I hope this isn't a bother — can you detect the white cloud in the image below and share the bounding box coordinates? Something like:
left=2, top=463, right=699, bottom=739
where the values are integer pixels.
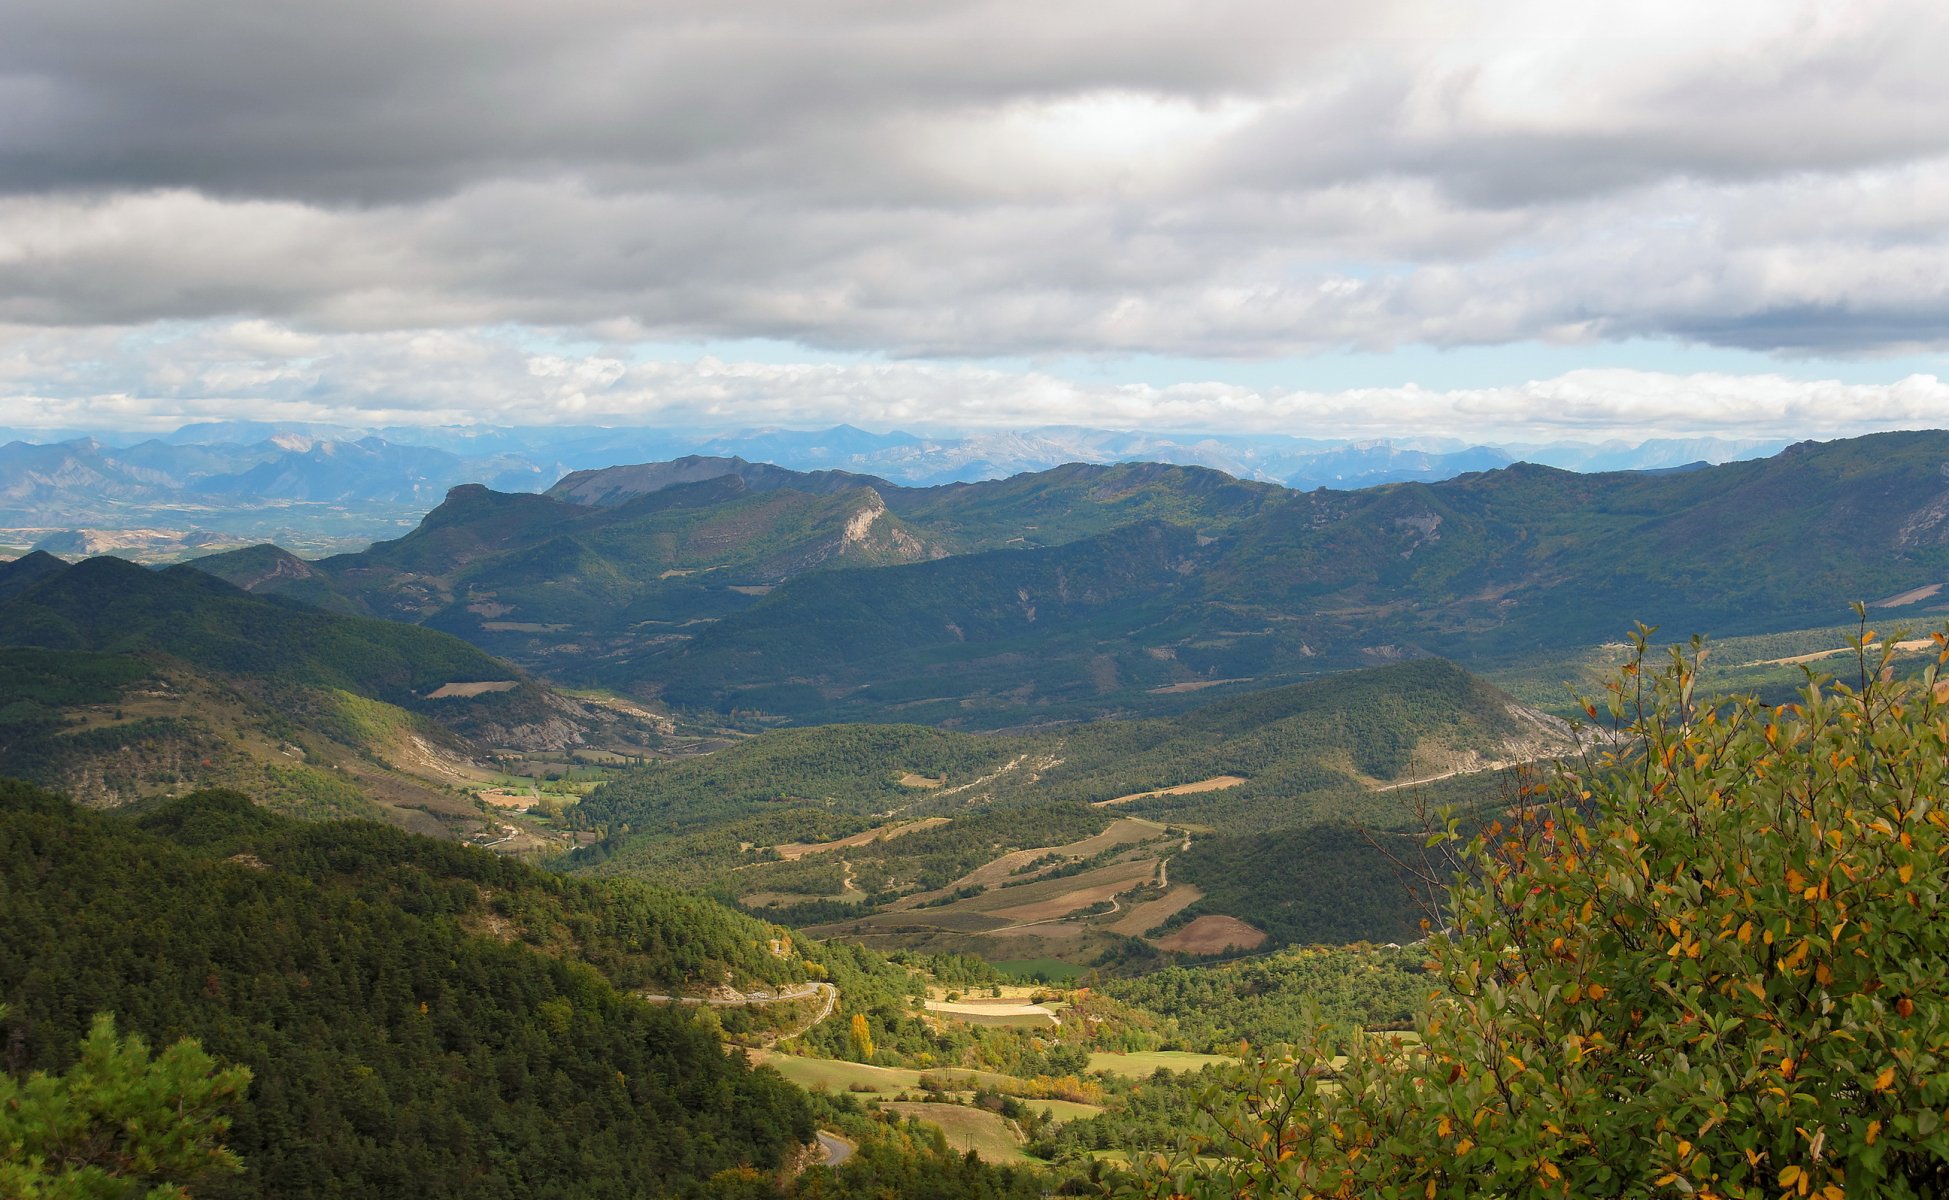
left=0, top=322, right=1943, bottom=442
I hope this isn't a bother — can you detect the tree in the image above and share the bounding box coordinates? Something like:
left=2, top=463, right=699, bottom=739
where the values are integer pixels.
left=1126, top=629, right=1949, bottom=1199
left=849, top=1013, right=876, bottom=1063
left=0, top=1009, right=251, bottom=1199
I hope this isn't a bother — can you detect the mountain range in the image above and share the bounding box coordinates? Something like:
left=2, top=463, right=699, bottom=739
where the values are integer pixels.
left=0, top=421, right=1788, bottom=562
left=184, top=430, right=1949, bottom=727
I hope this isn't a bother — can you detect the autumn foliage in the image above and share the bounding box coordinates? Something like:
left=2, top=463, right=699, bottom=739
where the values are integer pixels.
left=1127, top=627, right=1949, bottom=1199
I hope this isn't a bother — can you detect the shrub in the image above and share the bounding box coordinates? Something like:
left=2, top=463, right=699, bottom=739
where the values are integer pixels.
left=1127, top=627, right=1949, bottom=1199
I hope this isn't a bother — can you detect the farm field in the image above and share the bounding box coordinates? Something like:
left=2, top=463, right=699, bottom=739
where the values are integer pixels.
left=923, top=999, right=1059, bottom=1027
left=1087, top=1051, right=1238, bottom=1077
left=773, top=816, right=950, bottom=860
left=751, top=1052, right=1022, bottom=1098
left=881, top=1102, right=1029, bottom=1163
left=1025, top=1099, right=1104, bottom=1124
left=1153, top=914, right=1268, bottom=954
left=991, top=957, right=1086, bottom=981
left=1095, top=775, right=1245, bottom=807
left=576, top=656, right=1566, bottom=957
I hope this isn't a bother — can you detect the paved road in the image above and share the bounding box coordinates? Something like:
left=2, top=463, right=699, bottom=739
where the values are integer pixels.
left=814, top=1131, right=855, bottom=1168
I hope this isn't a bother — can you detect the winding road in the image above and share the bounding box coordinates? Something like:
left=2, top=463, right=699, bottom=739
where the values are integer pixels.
left=814, top=1131, right=856, bottom=1167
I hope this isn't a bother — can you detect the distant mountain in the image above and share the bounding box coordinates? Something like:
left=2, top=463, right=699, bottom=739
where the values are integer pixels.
left=2, top=422, right=1797, bottom=564
left=0, top=555, right=661, bottom=827
left=546, top=454, right=889, bottom=506
left=192, top=435, right=550, bottom=503
left=0, top=433, right=559, bottom=558
left=1508, top=435, right=1793, bottom=472
left=612, top=431, right=1949, bottom=724
left=180, top=432, right=1949, bottom=726
left=192, top=461, right=1276, bottom=672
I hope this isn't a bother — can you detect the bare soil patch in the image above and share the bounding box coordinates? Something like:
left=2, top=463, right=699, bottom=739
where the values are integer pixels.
left=924, top=1000, right=1059, bottom=1025
left=774, top=817, right=950, bottom=860
left=940, top=819, right=1162, bottom=892
left=478, top=788, right=537, bottom=809
left=426, top=680, right=521, bottom=699
left=1097, top=776, right=1246, bottom=807
left=1757, top=637, right=1935, bottom=667
left=1146, top=678, right=1253, bottom=694
left=1107, top=884, right=1204, bottom=936
left=1152, top=915, right=1267, bottom=954
left=980, top=859, right=1157, bottom=925
left=897, top=772, right=945, bottom=788
left=1875, top=584, right=1943, bottom=607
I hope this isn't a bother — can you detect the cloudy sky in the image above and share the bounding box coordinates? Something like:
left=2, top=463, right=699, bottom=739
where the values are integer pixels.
left=3, top=0, right=1947, bottom=440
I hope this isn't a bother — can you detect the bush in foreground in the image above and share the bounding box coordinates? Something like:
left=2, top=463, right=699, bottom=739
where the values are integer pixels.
left=1127, top=629, right=1949, bottom=1199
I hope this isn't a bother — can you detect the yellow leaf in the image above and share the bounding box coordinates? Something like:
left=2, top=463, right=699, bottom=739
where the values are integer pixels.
left=1900, top=864, right=1914, bottom=884
left=1779, top=1166, right=1802, bottom=1187
left=1456, top=1138, right=1473, bottom=1155
left=1541, top=1160, right=1561, bottom=1180
left=1587, top=983, right=1608, bottom=1001
left=1867, top=1120, right=1881, bottom=1145
left=1875, top=1066, right=1896, bottom=1091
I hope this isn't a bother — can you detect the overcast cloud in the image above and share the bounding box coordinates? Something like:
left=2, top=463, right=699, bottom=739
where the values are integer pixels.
left=2, top=0, right=1947, bottom=433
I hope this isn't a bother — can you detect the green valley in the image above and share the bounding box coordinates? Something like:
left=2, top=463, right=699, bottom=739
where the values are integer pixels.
left=566, top=657, right=1569, bottom=959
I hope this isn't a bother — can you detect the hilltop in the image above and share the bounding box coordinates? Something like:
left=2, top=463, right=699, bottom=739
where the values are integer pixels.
left=0, top=555, right=662, bottom=837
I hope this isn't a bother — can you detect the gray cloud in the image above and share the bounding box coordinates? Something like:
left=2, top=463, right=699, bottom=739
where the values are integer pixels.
left=1, top=0, right=1947, bottom=360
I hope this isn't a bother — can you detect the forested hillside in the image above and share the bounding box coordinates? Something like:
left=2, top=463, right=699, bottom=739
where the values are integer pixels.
left=0, top=782, right=814, bottom=1198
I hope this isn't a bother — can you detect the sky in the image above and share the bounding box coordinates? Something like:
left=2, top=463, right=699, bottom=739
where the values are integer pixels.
left=3, top=0, right=1948, bottom=442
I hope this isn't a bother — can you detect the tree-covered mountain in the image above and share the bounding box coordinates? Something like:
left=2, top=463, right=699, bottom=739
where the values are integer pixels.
left=0, top=556, right=660, bottom=830
left=174, top=431, right=1949, bottom=729
left=619, top=431, right=1949, bottom=723
left=190, top=460, right=1274, bottom=674
left=0, top=781, right=817, bottom=1198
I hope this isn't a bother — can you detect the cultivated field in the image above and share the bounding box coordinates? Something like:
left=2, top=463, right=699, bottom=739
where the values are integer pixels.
left=924, top=999, right=1059, bottom=1027
left=424, top=680, right=520, bottom=699
left=1087, top=1051, right=1238, bottom=1078
left=881, top=1103, right=1028, bottom=1163
left=1095, top=776, right=1246, bottom=807
left=1153, top=915, right=1267, bottom=954
left=773, top=817, right=950, bottom=860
